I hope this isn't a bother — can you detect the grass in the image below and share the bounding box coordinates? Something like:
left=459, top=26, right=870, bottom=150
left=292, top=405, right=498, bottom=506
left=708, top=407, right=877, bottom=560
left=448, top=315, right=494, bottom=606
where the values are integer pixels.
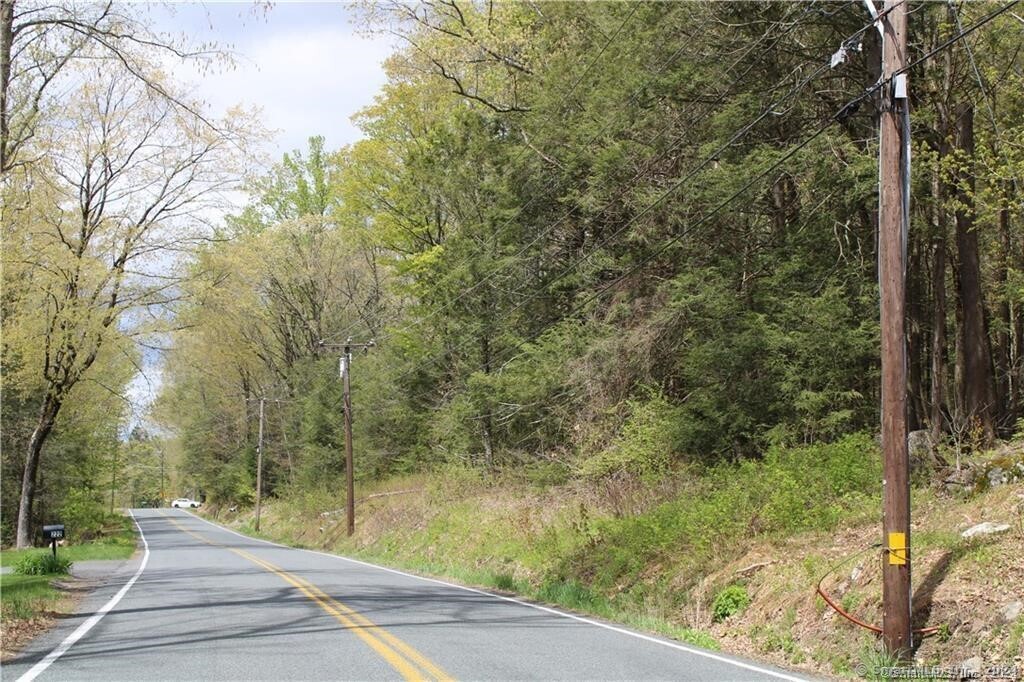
left=0, top=514, right=136, bottom=628
left=0, top=574, right=65, bottom=620
left=0, top=515, right=136, bottom=568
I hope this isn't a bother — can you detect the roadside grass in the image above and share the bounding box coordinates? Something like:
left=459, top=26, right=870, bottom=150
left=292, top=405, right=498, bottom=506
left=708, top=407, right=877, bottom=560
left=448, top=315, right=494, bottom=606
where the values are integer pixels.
left=208, top=436, right=884, bottom=659
left=0, top=574, right=65, bottom=620
left=0, top=514, right=136, bottom=568
left=205, top=435, right=1024, bottom=678
left=0, top=512, right=137, bottom=642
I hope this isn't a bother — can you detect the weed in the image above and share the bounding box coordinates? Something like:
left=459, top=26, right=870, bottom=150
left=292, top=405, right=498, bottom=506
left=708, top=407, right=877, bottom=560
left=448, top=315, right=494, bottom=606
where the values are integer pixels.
left=14, top=551, right=72, bottom=576
left=841, top=591, right=862, bottom=613
left=1007, top=619, right=1024, bottom=658
left=488, top=572, right=521, bottom=592
left=858, top=644, right=903, bottom=681
left=712, top=584, right=751, bottom=622
left=536, top=579, right=609, bottom=616
left=0, top=574, right=63, bottom=621
left=674, top=628, right=720, bottom=651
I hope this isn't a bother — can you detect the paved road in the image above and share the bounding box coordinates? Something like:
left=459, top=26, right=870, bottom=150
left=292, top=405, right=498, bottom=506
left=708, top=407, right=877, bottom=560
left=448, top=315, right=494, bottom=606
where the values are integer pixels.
left=4, top=510, right=810, bottom=681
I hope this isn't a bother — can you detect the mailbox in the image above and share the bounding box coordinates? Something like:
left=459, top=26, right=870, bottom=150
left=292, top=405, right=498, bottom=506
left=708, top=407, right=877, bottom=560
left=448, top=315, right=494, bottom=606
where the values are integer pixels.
left=42, top=524, right=65, bottom=541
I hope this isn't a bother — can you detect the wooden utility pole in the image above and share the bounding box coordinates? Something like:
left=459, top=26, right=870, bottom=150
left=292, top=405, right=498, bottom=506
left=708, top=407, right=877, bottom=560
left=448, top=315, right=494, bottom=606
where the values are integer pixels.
left=255, top=397, right=265, bottom=532
left=878, top=0, right=912, bottom=659
left=319, top=338, right=375, bottom=537
left=160, top=448, right=166, bottom=507
left=342, top=343, right=355, bottom=537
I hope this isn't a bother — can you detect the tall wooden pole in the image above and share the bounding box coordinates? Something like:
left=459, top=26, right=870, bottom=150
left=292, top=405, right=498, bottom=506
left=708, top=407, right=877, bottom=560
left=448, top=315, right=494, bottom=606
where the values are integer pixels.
left=343, top=343, right=355, bottom=537
left=879, top=0, right=912, bottom=659
left=255, top=397, right=265, bottom=532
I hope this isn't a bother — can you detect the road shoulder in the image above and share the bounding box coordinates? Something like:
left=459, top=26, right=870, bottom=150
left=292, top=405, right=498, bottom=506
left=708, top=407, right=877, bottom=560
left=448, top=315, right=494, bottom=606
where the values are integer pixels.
left=1, top=551, right=143, bottom=665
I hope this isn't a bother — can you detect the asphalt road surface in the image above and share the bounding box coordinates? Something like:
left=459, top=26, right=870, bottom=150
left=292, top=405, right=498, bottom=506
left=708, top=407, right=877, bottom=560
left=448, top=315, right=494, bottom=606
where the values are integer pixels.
left=5, top=510, right=810, bottom=681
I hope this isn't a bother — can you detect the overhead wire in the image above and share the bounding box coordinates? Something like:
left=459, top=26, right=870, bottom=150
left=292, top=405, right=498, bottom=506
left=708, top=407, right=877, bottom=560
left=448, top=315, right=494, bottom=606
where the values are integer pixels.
left=320, top=1, right=826, bottom=345
left=381, top=0, right=1014, bottom=453
left=369, top=5, right=910, bottom=401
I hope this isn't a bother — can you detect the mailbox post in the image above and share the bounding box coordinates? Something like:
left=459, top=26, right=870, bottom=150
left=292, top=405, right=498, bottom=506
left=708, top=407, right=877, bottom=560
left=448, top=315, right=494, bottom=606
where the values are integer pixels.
left=42, top=524, right=65, bottom=559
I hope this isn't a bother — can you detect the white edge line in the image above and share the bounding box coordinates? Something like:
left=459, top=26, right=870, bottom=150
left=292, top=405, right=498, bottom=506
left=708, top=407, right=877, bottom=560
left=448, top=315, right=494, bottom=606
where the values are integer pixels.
left=17, top=511, right=151, bottom=682
left=185, top=510, right=807, bottom=682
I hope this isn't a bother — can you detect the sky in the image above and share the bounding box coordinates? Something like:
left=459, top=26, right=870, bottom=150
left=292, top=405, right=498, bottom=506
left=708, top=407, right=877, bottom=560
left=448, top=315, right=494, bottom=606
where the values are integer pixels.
left=125, top=2, right=396, bottom=429
left=151, top=1, right=395, bottom=156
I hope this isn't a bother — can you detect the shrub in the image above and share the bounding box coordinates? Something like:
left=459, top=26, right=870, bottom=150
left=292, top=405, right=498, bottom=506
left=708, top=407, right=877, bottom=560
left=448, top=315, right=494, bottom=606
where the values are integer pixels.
left=14, top=551, right=73, bottom=576
left=58, top=488, right=108, bottom=540
left=712, top=584, right=751, bottom=622
left=579, top=392, right=681, bottom=482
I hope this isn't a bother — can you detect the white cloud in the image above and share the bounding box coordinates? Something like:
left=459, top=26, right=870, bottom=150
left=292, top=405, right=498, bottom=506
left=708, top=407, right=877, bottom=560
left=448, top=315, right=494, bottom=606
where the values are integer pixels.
left=168, top=18, right=394, bottom=157
left=128, top=4, right=396, bottom=426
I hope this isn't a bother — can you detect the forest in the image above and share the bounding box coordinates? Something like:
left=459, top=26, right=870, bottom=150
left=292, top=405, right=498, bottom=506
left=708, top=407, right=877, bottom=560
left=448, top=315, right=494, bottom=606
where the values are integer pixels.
left=2, top=0, right=1023, bottom=547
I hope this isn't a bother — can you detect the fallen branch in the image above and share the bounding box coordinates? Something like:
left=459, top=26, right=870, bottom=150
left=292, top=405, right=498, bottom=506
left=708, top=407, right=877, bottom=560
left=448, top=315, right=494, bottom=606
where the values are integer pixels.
left=319, top=489, right=425, bottom=517
left=735, top=560, right=776, bottom=577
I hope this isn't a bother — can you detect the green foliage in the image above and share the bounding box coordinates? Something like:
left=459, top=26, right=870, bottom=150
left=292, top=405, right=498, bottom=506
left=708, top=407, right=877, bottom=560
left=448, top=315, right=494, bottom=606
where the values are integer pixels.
left=566, top=433, right=879, bottom=591
left=579, top=392, right=682, bottom=481
left=14, top=551, right=72, bottom=576
left=1007, top=619, right=1024, bottom=658
left=151, top=0, right=1024, bottom=570
left=711, top=584, right=751, bottom=622
left=536, top=579, right=610, bottom=615
left=57, top=488, right=108, bottom=541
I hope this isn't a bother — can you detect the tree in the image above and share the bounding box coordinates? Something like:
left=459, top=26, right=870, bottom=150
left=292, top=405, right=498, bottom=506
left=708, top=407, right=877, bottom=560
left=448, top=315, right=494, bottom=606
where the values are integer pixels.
left=4, top=64, right=251, bottom=547
left=1, top=0, right=221, bottom=176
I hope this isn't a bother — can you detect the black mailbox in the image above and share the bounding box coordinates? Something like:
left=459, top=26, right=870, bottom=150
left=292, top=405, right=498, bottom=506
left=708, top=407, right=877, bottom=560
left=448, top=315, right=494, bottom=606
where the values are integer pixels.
left=42, top=524, right=65, bottom=541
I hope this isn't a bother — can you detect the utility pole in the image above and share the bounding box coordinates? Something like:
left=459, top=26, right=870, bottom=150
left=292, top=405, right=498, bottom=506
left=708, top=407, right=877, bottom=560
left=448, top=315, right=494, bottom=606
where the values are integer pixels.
left=342, top=343, right=354, bottom=536
left=160, top=448, right=166, bottom=507
left=878, top=0, right=912, bottom=660
left=255, top=397, right=265, bottom=532
left=319, top=337, right=374, bottom=536
left=110, top=447, right=118, bottom=514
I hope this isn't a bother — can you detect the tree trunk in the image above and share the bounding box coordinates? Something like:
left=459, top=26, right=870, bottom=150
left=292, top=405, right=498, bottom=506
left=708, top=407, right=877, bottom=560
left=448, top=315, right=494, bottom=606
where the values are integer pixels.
left=930, top=239, right=947, bottom=444
left=0, top=0, right=13, bottom=174
left=953, top=104, right=997, bottom=443
left=480, top=335, right=494, bottom=470
left=997, top=195, right=1013, bottom=422
left=930, top=140, right=949, bottom=444
left=16, top=394, right=61, bottom=548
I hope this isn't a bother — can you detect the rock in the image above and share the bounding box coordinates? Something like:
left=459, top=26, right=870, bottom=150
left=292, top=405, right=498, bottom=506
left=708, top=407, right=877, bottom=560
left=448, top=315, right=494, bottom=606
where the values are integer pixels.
left=960, top=657, right=983, bottom=679
left=1000, top=601, right=1023, bottom=624
left=849, top=563, right=863, bottom=584
left=961, top=521, right=1011, bottom=538
left=908, top=430, right=935, bottom=474
left=987, top=466, right=1007, bottom=488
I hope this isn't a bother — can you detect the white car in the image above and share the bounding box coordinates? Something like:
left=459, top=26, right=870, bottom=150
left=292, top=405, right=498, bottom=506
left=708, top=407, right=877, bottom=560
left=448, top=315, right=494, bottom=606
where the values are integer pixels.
left=171, top=498, right=200, bottom=508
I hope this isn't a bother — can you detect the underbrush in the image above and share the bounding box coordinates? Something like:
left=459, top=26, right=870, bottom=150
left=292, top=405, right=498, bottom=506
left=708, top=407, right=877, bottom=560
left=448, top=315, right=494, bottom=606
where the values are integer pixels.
left=564, top=433, right=879, bottom=592
left=14, top=551, right=72, bottom=576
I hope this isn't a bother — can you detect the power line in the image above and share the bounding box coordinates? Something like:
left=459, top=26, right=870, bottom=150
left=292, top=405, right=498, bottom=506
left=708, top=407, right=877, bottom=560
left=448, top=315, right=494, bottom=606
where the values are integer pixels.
left=465, top=0, right=1021, bottom=455
left=321, top=2, right=831, bottom=346
left=374, top=8, right=902, bottom=397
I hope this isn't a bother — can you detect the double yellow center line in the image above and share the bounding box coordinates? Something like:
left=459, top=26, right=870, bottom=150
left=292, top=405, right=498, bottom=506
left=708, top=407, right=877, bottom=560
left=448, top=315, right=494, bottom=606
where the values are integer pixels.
left=164, top=515, right=452, bottom=682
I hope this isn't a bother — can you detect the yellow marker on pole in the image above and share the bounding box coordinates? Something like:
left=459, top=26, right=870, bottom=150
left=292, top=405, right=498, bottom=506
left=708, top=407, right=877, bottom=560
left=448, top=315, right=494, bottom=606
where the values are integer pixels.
left=888, top=532, right=907, bottom=565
